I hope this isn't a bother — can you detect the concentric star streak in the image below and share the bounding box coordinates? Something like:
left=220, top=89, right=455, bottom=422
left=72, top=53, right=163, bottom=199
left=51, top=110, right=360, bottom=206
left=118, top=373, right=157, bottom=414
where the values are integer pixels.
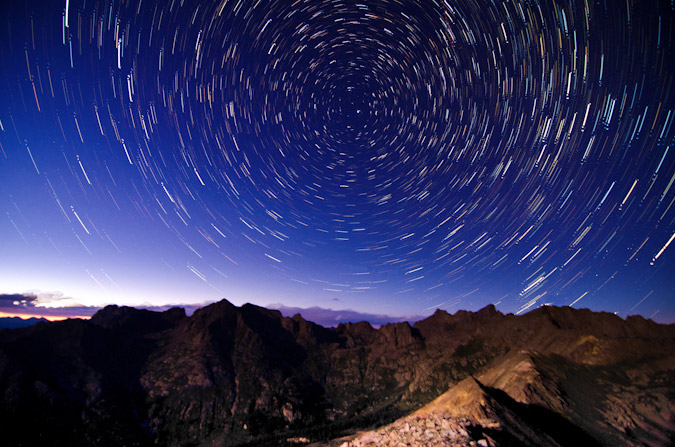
left=0, top=0, right=673, bottom=321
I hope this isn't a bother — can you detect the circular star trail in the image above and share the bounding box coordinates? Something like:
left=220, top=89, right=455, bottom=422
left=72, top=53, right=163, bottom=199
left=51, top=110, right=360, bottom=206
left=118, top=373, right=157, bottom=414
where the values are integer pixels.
left=0, top=0, right=674, bottom=320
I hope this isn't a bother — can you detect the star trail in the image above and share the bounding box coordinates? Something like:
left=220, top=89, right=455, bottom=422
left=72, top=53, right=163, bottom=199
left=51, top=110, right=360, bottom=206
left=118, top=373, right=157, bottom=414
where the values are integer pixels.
left=0, top=0, right=673, bottom=321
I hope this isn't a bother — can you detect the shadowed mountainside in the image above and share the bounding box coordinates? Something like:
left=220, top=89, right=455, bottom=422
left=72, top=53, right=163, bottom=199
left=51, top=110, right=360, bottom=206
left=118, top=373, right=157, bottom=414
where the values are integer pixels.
left=0, top=300, right=672, bottom=446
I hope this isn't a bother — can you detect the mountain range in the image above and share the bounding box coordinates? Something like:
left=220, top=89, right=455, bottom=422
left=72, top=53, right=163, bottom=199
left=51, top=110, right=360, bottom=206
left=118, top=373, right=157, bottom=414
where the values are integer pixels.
left=0, top=300, right=672, bottom=446
left=0, top=316, right=50, bottom=330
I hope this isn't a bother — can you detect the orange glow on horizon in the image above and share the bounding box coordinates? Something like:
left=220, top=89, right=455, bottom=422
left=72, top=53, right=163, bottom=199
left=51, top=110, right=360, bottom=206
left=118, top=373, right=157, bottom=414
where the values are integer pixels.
left=0, top=311, right=92, bottom=321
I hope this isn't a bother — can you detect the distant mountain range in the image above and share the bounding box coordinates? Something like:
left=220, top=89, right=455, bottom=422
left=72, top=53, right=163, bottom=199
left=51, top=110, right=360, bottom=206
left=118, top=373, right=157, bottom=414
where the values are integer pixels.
left=0, top=300, right=672, bottom=446
left=0, top=316, right=49, bottom=329
left=269, top=303, right=421, bottom=327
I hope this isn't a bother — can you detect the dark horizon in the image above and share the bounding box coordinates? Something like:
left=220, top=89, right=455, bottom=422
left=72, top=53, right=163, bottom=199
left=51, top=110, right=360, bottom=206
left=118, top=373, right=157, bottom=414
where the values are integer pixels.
left=2, top=293, right=673, bottom=327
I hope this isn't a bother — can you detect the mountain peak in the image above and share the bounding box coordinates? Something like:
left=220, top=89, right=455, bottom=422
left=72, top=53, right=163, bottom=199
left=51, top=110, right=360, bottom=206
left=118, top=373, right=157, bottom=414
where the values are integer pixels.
left=476, top=303, right=498, bottom=316
left=91, top=304, right=185, bottom=333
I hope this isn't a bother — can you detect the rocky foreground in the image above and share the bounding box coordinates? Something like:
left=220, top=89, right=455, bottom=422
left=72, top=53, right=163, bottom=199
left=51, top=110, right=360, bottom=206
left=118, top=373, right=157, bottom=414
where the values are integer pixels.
left=332, top=343, right=674, bottom=447
left=0, top=300, right=673, bottom=446
left=331, top=373, right=605, bottom=447
left=338, top=413, right=484, bottom=447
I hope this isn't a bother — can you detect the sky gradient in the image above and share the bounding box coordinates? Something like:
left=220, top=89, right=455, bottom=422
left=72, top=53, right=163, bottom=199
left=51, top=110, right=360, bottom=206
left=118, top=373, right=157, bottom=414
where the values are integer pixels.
left=0, top=0, right=674, bottom=322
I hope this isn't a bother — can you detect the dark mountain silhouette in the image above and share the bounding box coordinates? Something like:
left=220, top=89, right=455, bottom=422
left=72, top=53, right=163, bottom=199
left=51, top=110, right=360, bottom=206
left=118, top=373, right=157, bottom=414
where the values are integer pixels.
left=0, top=300, right=672, bottom=446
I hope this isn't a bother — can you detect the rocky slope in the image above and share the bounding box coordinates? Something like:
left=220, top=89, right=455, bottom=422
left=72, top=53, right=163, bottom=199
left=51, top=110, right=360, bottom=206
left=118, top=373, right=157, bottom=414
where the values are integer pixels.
left=334, top=375, right=602, bottom=447
left=336, top=349, right=674, bottom=447
left=0, top=300, right=672, bottom=446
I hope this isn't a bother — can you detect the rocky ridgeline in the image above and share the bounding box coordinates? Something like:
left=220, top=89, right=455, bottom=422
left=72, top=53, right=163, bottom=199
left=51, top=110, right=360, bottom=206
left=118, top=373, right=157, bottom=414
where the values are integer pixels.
left=340, top=414, right=496, bottom=447
left=0, top=300, right=673, bottom=446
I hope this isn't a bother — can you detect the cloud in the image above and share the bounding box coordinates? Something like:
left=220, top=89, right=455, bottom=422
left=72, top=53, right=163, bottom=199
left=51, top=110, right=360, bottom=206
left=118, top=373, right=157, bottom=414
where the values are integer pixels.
left=0, top=293, right=212, bottom=320
left=268, top=304, right=425, bottom=327
left=0, top=293, right=99, bottom=319
left=0, top=293, right=37, bottom=306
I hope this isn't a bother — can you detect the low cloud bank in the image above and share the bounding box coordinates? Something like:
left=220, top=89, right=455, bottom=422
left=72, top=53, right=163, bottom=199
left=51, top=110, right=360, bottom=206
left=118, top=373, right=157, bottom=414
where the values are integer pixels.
left=0, top=293, right=207, bottom=320
left=269, top=304, right=424, bottom=327
left=0, top=293, right=98, bottom=319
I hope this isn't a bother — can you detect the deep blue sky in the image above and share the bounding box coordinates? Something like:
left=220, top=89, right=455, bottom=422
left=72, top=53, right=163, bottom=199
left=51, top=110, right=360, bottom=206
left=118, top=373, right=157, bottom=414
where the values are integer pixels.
left=0, top=0, right=673, bottom=322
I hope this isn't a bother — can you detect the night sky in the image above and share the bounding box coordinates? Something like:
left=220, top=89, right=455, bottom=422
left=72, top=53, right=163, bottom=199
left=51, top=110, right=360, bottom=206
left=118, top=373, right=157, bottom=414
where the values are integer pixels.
left=1, top=0, right=674, bottom=322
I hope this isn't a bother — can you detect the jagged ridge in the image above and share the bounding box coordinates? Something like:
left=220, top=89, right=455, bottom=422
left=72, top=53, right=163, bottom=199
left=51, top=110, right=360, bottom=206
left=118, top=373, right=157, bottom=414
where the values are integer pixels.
left=0, top=300, right=672, bottom=447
